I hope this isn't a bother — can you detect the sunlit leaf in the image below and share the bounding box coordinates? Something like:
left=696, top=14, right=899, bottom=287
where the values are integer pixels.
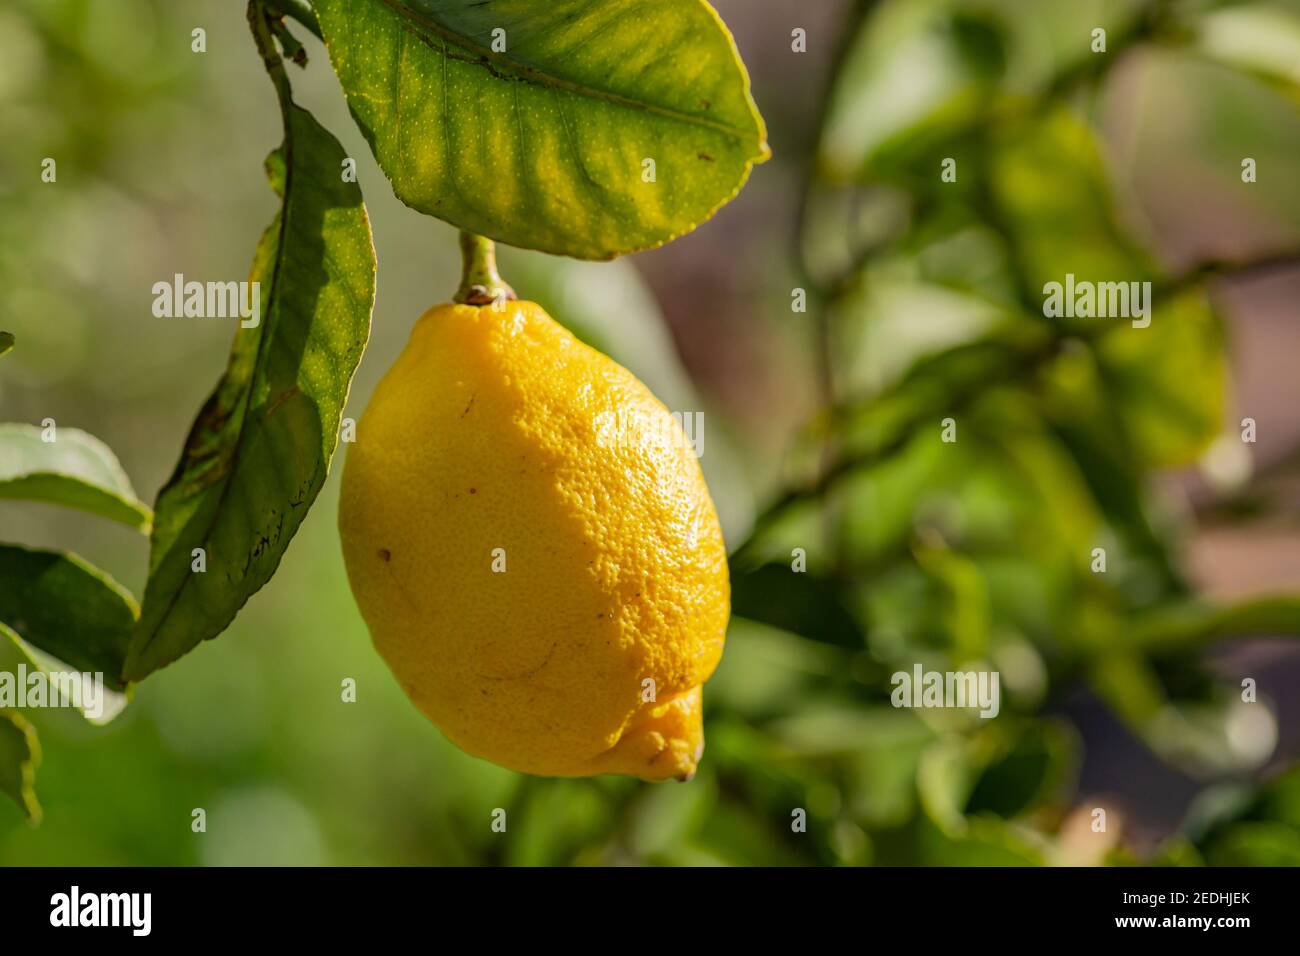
left=1041, top=344, right=1188, bottom=594
left=819, top=1, right=1004, bottom=183
left=1095, top=289, right=1225, bottom=467
left=0, top=423, right=151, bottom=531
left=125, top=95, right=376, bottom=681
left=314, top=0, right=768, bottom=259
left=834, top=330, right=1049, bottom=461
left=914, top=542, right=992, bottom=662
left=994, top=108, right=1225, bottom=466
left=991, top=107, right=1155, bottom=297
left=917, top=737, right=975, bottom=835
left=1194, top=4, right=1300, bottom=98
left=847, top=743, right=927, bottom=828
left=828, top=273, right=1003, bottom=399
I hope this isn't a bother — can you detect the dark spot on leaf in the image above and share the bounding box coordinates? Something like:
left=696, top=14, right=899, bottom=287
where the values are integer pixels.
left=378, top=548, right=391, bottom=562
left=469, top=487, right=476, bottom=494
left=698, top=152, right=714, bottom=162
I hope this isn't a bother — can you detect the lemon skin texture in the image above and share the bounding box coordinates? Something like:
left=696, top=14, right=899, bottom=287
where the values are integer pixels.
left=338, top=301, right=729, bottom=781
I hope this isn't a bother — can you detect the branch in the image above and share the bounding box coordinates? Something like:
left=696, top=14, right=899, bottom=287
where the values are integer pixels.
left=260, top=0, right=323, bottom=42
left=1158, top=246, right=1300, bottom=298
left=247, top=0, right=293, bottom=109
left=1133, top=595, right=1300, bottom=653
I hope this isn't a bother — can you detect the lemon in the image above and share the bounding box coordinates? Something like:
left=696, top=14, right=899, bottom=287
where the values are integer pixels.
left=338, top=300, right=729, bottom=781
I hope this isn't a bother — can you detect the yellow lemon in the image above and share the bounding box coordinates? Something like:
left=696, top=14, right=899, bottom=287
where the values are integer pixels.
left=338, top=300, right=729, bottom=781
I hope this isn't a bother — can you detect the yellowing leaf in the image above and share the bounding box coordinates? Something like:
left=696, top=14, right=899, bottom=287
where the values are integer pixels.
left=314, top=0, right=768, bottom=259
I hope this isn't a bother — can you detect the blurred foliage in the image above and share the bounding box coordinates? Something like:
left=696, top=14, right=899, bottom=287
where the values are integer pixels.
left=727, top=0, right=1300, bottom=866
left=2, top=0, right=1300, bottom=866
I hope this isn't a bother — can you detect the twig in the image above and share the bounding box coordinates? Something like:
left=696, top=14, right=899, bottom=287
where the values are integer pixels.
left=1157, top=246, right=1300, bottom=298
left=260, top=0, right=323, bottom=42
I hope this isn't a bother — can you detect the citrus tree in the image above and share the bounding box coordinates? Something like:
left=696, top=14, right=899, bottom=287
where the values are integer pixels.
left=2, top=0, right=1299, bottom=867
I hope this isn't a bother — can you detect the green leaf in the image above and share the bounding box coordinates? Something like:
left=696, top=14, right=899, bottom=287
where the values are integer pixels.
left=1252, top=764, right=1300, bottom=830
left=820, top=2, right=1005, bottom=184
left=1194, top=4, right=1300, bottom=98
left=504, top=779, right=615, bottom=865
left=1042, top=344, right=1188, bottom=594
left=313, top=0, right=768, bottom=259
left=965, top=719, right=1078, bottom=819
left=707, top=619, right=855, bottom=718
left=0, top=331, right=13, bottom=358
left=1134, top=595, right=1300, bottom=653
left=0, top=709, right=40, bottom=822
left=916, top=812, right=1047, bottom=865
left=913, top=542, right=992, bottom=663
left=1095, top=289, right=1225, bottom=467
left=772, top=707, right=931, bottom=759
left=1201, top=821, right=1300, bottom=866
left=991, top=109, right=1225, bottom=466
left=0, top=545, right=137, bottom=691
left=124, top=97, right=376, bottom=682
left=827, top=269, right=1005, bottom=399
left=0, top=623, right=130, bottom=725
left=1194, top=765, right=1300, bottom=864
left=628, top=771, right=715, bottom=860
left=1093, top=649, right=1277, bottom=775
left=917, top=737, right=975, bottom=835
left=835, top=330, right=1048, bottom=463
left=0, top=423, right=151, bottom=531
left=688, top=796, right=808, bottom=866
left=990, top=107, right=1155, bottom=295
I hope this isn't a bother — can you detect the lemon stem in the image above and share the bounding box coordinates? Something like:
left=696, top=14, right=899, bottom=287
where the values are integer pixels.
left=454, top=232, right=516, bottom=306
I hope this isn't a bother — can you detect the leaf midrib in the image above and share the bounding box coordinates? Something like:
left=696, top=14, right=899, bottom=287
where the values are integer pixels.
left=131, top=120, right=303, bottom=671
left=372, top=0, right=763, bottom=146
